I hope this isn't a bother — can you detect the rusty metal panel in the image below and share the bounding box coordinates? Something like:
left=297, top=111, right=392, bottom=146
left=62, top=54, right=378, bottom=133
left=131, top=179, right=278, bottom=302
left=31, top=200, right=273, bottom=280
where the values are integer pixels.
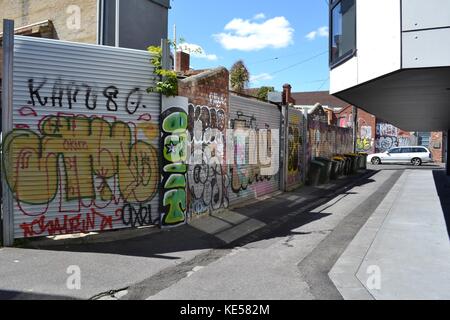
left=4, top=36, right=161, bottom=239
left=228, top=94, right=281, bottom=205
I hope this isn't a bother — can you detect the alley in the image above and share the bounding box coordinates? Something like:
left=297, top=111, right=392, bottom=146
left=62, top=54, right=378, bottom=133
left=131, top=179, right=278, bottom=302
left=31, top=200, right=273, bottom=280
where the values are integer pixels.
left=122, top=164, right=449, bottom=300
left=0, top=165, right=448, bottom=300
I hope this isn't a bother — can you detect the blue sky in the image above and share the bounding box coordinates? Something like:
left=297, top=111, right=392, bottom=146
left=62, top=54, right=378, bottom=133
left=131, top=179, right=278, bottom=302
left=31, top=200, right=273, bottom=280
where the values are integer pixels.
left=168, top=0, right=330, bottom=93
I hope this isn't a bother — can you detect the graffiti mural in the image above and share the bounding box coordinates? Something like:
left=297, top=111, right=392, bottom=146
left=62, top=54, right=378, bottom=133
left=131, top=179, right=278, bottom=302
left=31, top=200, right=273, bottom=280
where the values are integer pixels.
left=356, top=121, right=374, bottom=153
left=375, top=122, right=415, bottom=153
left=187, top=104, right=229, bottom=216
left=4, top=93, right=160, bottom=238
left=287, top=110, right=304, bottom=188
left=228, top=108, right=279, bottom=199
left=160, top=104, right=189, bottom=227
left=308, top=105, right=353, bottom=161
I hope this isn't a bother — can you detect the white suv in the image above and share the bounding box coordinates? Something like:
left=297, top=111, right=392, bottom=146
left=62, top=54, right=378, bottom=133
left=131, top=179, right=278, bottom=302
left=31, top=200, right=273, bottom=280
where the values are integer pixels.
left=368, top=146, right=433, bottom=166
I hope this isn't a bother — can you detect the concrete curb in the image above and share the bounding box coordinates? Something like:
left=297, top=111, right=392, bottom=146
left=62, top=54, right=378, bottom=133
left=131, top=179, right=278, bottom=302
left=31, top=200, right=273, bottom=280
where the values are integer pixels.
left=328, top=170, right=408, bottom=300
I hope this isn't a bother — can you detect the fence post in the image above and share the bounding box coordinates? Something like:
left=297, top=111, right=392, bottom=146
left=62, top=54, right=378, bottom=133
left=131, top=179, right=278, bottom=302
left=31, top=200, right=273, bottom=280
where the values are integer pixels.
left=2, top=19, right=15, bottom=247
left=303, top=110, right=309, bottom=184
left=161, top=38, right=171, bottom=70
left=280, top=105, right=288, bottom=192
left=352, top=106, right=358, bottom=153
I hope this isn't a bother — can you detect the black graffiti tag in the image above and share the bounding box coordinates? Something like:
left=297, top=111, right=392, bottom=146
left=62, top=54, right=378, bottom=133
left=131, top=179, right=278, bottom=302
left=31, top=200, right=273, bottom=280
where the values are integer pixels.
left=27, top=79, right=145, bottom=113
left=121, top=203, right=156, bottom=228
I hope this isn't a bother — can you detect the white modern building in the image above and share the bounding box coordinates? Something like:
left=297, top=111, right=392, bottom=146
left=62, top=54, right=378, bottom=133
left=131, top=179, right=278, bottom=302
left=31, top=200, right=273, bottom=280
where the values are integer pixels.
left=329, top=0, right=450, bottom=133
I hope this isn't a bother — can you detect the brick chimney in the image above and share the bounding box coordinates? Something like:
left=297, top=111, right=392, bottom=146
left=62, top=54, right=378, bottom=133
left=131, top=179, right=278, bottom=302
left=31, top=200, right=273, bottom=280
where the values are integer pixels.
left=176, top=51, right=190, bottom=73
left=282, top=84, right=295, bottom=105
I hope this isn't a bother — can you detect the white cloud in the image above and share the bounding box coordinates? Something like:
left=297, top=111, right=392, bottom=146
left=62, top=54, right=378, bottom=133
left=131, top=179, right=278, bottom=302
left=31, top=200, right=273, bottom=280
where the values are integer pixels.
left=253, top=13, right=266, bottom=20
left=306, top=26, right=329, bottom=40
left=250, top=73, right=274, bottom=84
left=214, top=16, right=294, bottom=51
left=179, top=43, right=218, bottom=61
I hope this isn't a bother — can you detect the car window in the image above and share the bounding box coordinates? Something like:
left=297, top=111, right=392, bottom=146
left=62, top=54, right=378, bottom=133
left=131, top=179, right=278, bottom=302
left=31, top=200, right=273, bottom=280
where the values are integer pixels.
left=401, top=148, right=412, bottom=153
left=412, top=147, right=427, bottom=153
left=389, top=148, right=401, bottom=154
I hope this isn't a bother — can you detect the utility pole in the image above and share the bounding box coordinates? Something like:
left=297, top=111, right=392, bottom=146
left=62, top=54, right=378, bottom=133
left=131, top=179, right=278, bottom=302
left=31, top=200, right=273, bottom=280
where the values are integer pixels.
left=2, top=19, right=15, bottom=246
left=173, top=24, right=177, bottom=68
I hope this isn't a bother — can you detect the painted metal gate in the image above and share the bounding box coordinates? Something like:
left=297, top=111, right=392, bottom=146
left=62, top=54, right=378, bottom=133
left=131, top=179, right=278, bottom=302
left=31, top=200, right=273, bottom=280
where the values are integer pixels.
left=228, top=94, right=281, bottom=205
left=3, top=36, right=161, bottom=239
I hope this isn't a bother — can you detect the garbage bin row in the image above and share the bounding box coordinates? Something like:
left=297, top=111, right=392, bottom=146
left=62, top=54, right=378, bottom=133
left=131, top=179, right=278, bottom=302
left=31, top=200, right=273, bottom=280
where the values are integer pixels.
left=307, top=153, right=368, bottom=186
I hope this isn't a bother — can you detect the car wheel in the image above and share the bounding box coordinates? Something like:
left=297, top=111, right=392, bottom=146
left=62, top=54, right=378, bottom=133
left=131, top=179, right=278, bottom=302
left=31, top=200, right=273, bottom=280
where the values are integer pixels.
left=411, top=158, right=422, bottom=166
left=371, top=157, right=381, bottom=165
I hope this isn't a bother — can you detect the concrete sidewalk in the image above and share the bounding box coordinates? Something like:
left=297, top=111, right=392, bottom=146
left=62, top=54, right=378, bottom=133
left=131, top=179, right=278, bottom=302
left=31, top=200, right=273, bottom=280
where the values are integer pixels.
left=330, top=169, right=450, bottom=300
left=0, top=170, right=375, bottom=300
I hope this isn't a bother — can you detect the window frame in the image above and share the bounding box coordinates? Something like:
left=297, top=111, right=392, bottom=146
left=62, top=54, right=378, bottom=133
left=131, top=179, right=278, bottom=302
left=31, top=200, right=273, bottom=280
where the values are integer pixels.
left=329, top=0, right=357, bottom=69
left=388, top=148, right=401, bottom=154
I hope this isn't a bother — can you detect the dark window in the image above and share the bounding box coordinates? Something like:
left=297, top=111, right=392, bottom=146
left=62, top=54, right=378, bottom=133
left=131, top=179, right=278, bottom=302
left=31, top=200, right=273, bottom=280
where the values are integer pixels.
left=389, top=148, right=401, bottom=154
left=417, top=132, right=431, bottom=147
left=401, top=148, right=412, bottom=153
left=330, top=0, right=356, bottom=67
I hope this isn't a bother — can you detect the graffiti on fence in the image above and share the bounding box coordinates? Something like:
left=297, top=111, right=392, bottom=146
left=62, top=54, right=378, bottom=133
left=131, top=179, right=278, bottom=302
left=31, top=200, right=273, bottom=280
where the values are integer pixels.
left=229, top=111, right=276, bottom=195
left=28, top=78, right=148, bottom=114
left=4, top=108, right=160, bottom=237
left=287, top=112, right=303, bottom=187
left=308, top=119, right=353, bottom=160
left=161, top=107, right=188, bottom=226
left=187, top=104, right=229, bottom=216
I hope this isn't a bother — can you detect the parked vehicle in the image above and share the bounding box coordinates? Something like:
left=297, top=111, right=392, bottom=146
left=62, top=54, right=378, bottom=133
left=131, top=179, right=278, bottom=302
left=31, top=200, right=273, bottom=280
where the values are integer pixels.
left=367, top=146, right=433, bottom=166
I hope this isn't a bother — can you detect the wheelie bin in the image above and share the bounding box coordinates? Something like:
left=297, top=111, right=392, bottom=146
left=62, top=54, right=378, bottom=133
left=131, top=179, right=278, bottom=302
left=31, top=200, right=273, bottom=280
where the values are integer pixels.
left=308, top=160, right=324, bottom=186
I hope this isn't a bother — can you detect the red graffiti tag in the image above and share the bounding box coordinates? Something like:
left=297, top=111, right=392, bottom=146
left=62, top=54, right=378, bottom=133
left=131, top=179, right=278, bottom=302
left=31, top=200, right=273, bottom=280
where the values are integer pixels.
left=20, top=209, right=120, bottom=238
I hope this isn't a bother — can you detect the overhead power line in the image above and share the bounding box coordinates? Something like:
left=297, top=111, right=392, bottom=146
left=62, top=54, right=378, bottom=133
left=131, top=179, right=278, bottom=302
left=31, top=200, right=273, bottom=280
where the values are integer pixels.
left=247, top=49, right=326, bottom=66
left=266, top=50, right=328, bottom=77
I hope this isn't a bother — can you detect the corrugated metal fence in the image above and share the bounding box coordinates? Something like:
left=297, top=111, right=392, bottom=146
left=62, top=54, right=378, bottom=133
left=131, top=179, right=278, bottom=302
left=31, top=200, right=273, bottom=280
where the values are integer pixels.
left=3, top=36, right=161, bottom=238
left=228, top=94, right=281, bottom=206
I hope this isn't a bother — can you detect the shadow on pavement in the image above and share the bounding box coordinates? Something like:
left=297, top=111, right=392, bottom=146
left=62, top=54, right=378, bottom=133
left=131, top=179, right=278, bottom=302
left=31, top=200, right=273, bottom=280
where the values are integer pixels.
left=432, top=170, right=450, bottom=238
left=19, top=171, right=378, bottom=259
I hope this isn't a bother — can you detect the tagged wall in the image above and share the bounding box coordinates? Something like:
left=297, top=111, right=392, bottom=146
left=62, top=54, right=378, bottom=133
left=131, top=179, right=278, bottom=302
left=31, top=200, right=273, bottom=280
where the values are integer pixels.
left=286, top=108, right=305, bottom=189
left=3, top=36, right=161, bottom=238
left=178, top=68, right=230, bottom=220
left=375, top=121, right=416, bottom=152
left=308, top=105, right=353, bottom=160
left=228, top=94, right=280, bottom=205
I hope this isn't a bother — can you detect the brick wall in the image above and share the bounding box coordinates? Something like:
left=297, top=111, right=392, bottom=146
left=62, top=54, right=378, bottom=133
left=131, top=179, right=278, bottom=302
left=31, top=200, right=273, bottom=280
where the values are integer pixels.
left=178, top=67, right=229, bottom=107
left=0, top=0, right=97, bottom=44
left=430, top=132, right=444, bottom=163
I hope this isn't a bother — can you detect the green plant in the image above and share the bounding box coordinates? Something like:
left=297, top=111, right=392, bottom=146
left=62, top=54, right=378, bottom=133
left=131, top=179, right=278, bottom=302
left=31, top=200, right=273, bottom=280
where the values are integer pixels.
left=230, top=60, right=250, bottom=93
left=257, top=86, right=275, bottom=101
left=147, top=45, right=178, bottom=97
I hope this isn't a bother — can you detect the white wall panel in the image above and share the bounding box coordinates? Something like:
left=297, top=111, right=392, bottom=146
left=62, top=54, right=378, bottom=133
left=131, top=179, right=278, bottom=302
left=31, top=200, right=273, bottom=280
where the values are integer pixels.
left=402, top=0, right=450, bottom=31
left=357, top=0, right=401, bottom=84
left=403, top=28, right=450, bottom=68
